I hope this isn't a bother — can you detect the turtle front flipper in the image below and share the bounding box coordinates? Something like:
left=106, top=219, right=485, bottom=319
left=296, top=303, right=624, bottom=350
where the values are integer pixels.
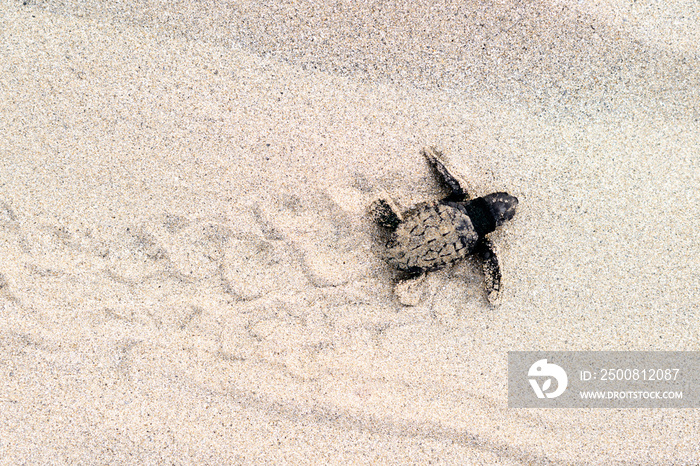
left=369, top=195, right=403, bottom=230
left=474, top=238, right=502, bottom=305
left=422, top=146, right=471, bottom=202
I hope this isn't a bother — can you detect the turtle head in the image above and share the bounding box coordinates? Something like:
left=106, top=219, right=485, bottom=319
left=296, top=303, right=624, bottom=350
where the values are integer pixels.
left=460, top=192, right=518, bottom=237
left=483, top=192, right=518, bottom=227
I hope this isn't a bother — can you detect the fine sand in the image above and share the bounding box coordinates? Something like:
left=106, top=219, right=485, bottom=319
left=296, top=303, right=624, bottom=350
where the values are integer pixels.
left=1, top=0, right=699, bottom=463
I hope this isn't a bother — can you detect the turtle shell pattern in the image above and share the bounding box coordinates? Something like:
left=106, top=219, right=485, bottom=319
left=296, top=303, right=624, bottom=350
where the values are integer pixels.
left=385, top=201, right=478, bottom=272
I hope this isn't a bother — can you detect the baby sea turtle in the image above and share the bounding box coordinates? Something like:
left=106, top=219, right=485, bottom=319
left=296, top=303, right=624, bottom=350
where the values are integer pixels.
left=370, top=147, right=518, bottom=306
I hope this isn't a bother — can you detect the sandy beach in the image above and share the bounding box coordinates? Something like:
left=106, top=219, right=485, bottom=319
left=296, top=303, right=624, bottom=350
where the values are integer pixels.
left=2, top=0, right=700, bottom=463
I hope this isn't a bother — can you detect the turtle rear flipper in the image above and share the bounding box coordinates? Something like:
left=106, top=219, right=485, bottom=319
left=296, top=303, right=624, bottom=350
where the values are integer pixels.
left=369, top=195, right=403, bottom=230
left=394, top=272, right=427, bottom=306
left=422, top=146, right=471, bottom=202
left=474, top=238, right=502, bottom=305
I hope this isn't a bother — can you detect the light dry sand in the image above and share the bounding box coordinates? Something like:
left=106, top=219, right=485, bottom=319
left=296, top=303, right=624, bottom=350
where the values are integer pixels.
left=1, top=0, right=699, bottom=463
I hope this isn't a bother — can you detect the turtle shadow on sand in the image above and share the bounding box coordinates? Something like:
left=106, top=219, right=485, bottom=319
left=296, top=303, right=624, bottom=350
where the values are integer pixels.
left=369, top=147, right=518, bottom=306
